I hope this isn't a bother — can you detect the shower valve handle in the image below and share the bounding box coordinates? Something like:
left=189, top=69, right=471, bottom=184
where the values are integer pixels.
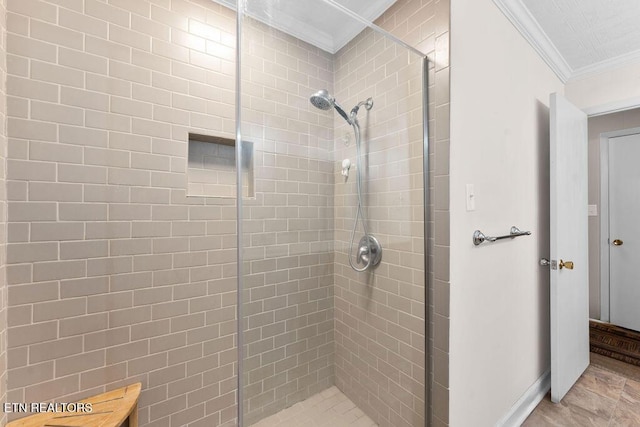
left=357, top=245, right=370, bottom=264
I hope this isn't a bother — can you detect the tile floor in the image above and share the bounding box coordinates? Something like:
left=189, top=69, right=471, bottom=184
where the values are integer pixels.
left=249, top=353, right=640, bottom=427
left=523, top=353, right=640, bottom=426
left=250, top=386, right=378, bottom=427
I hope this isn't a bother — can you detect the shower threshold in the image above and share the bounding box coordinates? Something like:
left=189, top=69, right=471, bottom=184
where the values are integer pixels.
left=250, top=386, right=377, bottom=427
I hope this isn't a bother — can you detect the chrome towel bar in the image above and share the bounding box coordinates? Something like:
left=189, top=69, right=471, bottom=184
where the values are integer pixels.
left=473, top=226, right=531, bottom=246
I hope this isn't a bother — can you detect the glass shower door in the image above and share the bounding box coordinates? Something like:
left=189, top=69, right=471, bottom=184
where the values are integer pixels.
left=236, top=1, right=428, bottom=425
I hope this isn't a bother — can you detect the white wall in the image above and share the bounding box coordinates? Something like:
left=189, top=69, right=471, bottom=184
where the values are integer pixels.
left=566, top=62, right=640, bottom=112
left=449, top=1, right=564, bottom=425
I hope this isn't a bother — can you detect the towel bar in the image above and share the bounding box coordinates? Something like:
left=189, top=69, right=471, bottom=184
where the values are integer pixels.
left=473, top=226, right=531, bottom=246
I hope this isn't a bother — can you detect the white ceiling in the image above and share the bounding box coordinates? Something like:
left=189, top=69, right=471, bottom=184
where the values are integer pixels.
left=213, top=0, right=397, bottom=53
left=494, top=0, right=640, bottom=82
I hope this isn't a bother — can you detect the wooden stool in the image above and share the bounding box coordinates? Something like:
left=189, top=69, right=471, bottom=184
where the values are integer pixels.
left=7, top=383, right=141, bottom=427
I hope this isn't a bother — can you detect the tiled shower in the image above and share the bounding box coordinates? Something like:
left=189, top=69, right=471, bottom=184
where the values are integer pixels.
left=239, top=5, right=426, bottom=425
left=0, top=1, right=451, bottom=427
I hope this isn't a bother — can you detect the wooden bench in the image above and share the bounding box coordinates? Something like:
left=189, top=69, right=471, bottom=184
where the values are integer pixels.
left=7, top=383, right=141, bottom=427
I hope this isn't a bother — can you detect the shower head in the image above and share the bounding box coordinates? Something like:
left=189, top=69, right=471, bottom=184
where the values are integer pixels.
left=310, top=89, right=333, bottom=111
left=310, top=89, right=351, bottom=124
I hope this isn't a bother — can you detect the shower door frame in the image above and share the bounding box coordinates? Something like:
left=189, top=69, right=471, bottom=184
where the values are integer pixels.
left=234, top=2, right=432, bottom=425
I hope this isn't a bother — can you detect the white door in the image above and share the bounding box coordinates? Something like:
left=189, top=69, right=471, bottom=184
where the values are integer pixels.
left=549, top=93, right=589, bottom=403
left=609, top=133, right=640, bottom=332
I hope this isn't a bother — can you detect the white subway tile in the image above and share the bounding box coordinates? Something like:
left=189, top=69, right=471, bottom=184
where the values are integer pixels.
left=131, top=14, right=170, bottom=41
left=86, top=73, right=132, bottom=97
left=7, top=242, right=58, bottom=263
left=7, top=0, right=57, bottom=23
left=111, top=96, right=153, bottom=119
left=109, top=204, right=152, bottom=221
left=109, top=131, right=152, bottom=153
left=7, top=14, right=28, bottom=45
left=85, top=0, right=130, bottom=27
left=7, top=181, right=29, bottom=202
left=8, top=159, right=56, bottom=182
left=84, top=184, right=130, bottom=203
left=132, top=49, right=171, bottom=73
left=132, top=118, right=171, bottom=138
left=31, top=222, right=85, bottom=242
left=110, top=24, right=152, bottom=52
left=30, top=140, right=84, bottom=165
left=87, top=256, right=132, bottom=276
left=86, top=110, right=131, bottom=132
left=31, top=20, right=84, bottom=51
left=8, top=202, right=57, bottom=222
left=7, top=54, right=29, bottom=78
left=31, top=101, right=84, bottom=126
left=59, top=8, right=109, bottom=38
left=108, top=0, right=151, bottom=18
left=85, top=35, right=132, bottom=63
left=58, top=164, right=107, bottom=184
left=58, top=203, right=108, bottom=221
left=132, top=84, right=171, bottom=106
left=61, top=240, right=109, bottom=260
left=109, top=60, right=151, bottom=85
left=150, top=4, right=188, bottom=31
left=7, top=75, right=58, bottom=103
left=61, top=87, right=110, bottom=112
left=108, top=167, right=151, bottom=186
left=84, top=147, right=131, bottom=168
left=31, top=61, right=84, bottom=88
left=60, top=125, right=109, bottom=147
left=33, top=259, right=86, bottom=282
left=29, top=182, right=83, bottom=202
left=131, top=187, right=171, bottom=204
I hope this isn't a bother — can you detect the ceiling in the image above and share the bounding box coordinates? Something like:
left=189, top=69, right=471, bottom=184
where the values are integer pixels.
left=494, top=0, right=640, bottom=82
left=213, top=0, right=397, bottom=54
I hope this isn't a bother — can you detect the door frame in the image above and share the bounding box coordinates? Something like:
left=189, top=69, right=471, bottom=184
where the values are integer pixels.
left=599, top=126, right=640, bottom=322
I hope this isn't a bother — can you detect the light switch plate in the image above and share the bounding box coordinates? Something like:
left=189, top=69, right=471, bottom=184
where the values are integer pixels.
left=588, top=204, right=598, bottom=216
left=466, top=184, right=475, bottom=211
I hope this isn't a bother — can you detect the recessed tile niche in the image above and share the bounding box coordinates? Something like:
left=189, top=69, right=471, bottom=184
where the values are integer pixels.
left=187, top=133, right=254, bottom=198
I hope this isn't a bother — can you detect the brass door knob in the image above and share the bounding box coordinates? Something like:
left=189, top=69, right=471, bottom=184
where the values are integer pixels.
left=559, top=259, right=574, bottom=270
left=613, top=239, right=623, bottom=246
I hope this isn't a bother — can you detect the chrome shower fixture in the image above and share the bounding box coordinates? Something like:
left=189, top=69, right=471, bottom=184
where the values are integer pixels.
left=309, top=89, right=381, bottom=272
left=310, top=89, right=351, bottom=124
left=309, top=89, right=373, bottom=125
left=349, top=97, right=374, bottom=121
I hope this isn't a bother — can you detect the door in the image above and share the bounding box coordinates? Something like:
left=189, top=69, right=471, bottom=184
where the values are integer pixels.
left=549, top=93, right=589, bottom=403
left=609, top=133, right=640, bottom=332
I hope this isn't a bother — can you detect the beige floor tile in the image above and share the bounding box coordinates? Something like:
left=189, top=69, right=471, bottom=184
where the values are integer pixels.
left=609, top=399, right=640, bottom=427
left=525, top=354, right=640, bottom=427
left=576, top=364, right=626, bottom=400
left=621, top=378, right=640, bottom=404
left=563, top=381, right=618, bottom=420
left=522, top=397, right=609, bottom=427
left=249, top=387, right=378, bottom=427
left=591, top=353, right=640, bottom=382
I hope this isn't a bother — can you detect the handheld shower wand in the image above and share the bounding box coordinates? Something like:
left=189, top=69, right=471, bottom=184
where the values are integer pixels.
left=310, top=90, right=381, bottom=272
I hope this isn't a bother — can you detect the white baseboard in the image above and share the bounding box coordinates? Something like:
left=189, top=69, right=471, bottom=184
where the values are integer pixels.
left=496, top=370, right=550, bottom=427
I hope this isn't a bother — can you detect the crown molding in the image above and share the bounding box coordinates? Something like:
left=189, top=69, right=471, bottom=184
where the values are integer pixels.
left=493, top=0, right=572, bottom=83
left=212, top=0, right=395, bottom=54
left=570, top=49, right=640, bottom=80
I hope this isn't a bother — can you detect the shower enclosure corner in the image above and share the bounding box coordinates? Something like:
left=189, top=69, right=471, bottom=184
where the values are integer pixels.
left=235, top=1, right=430, bottom=426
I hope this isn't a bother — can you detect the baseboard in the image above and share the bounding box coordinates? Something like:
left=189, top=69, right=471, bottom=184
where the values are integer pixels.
left=495, top=370, right=550, bottom=427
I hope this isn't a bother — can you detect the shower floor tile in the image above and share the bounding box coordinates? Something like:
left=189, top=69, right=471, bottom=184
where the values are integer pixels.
left=250, top=386, right=378, bottom=427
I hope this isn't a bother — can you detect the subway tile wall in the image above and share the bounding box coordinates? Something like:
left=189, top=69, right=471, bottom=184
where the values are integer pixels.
left=0, top=0, right=7, bottom=424
left=375, top=1, right=450, bottom=426
left=239, top=17, right=336, bottom=426
left=5, top=1, right=240, bottom=425
left=332, top=28, right=426, bottom=427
